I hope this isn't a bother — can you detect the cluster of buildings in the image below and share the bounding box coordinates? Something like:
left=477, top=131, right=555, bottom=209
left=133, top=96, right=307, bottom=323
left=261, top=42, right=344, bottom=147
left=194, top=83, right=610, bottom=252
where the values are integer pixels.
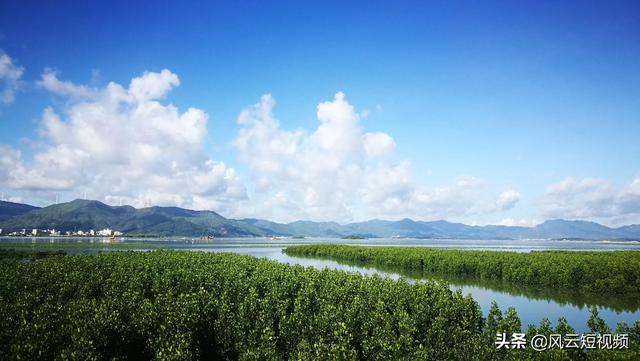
left=0, top=228, right=123, bottom=237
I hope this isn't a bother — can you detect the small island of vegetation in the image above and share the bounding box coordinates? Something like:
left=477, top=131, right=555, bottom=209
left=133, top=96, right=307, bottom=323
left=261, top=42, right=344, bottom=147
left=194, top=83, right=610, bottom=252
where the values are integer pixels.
left=341, top=235, right=365, bottom=239
left=284, top=244, right=640, bottom=295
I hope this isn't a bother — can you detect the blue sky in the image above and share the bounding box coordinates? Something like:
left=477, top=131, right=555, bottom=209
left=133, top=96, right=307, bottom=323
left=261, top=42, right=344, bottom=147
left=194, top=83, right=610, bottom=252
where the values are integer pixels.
left=0, top=1, right=639, bottom=225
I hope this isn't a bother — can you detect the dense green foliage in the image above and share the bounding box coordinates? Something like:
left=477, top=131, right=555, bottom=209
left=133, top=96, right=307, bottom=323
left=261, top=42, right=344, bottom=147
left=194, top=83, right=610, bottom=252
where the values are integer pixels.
left=284, top=245, right=640, bottom=295
left=286, top=249, right=640, bottom=312
left=1, top=250, right=637, bottom=360
left=123, top=233, right=162, bottom=238
left=0, top=248, right=65, bottom=260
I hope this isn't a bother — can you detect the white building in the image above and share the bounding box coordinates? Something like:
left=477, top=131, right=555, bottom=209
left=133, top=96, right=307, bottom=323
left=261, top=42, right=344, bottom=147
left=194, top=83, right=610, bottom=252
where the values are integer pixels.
left=97, top=228, right=113, bottom=236
left=31, top=229, right=38, bottom=236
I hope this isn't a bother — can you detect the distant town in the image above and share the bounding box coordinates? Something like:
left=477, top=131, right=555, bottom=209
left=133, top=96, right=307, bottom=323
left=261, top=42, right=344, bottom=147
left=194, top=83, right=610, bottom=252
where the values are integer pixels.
left=0, top=228, right=123, bottom=237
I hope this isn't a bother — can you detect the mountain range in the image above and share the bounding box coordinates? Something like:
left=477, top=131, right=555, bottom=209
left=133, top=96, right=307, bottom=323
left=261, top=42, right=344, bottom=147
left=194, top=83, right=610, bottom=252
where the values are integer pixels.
left=0, top=199, right=639, bottom=240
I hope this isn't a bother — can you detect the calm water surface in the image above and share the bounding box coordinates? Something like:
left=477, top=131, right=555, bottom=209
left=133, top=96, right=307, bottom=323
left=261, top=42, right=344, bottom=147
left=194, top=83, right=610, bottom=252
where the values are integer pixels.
left=4, top=236, right=640, bottom=332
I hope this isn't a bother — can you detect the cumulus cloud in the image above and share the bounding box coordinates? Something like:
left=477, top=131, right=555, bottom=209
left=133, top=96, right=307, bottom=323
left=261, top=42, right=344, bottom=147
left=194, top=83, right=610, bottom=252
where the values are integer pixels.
left=0, top=69, right=246, bottom=211
left=363, top=132, right=396, bottom=157
left=129, top=69, right=180, bottom=102
left=1, top=70, right=523, bottom=222
left=539, top=177, right=640, bottom=225
left=232, top=92, right=518, bottom=222
left=496, top=190, right=521, bottom=211
left=38, top=69, right=97, bottom=99
left=0, top=51, right=24, bottom=104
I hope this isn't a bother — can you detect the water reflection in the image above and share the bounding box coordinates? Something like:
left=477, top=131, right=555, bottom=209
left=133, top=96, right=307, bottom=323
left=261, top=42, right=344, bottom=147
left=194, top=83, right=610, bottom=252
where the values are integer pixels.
left=309, top=256, right=640, bottom=313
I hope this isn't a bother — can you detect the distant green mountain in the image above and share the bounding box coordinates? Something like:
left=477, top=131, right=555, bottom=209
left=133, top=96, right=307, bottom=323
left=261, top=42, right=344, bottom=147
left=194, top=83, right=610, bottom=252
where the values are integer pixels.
left=344, top=219, right=498, bottom=239
left=244, top=217, right=640, bottom=240
left=1, top=199, right=639, bottom=239
left=0, top=200, right=39, bottom=221
left=239, top=219, right=349, bottom=237
left=531, top=219, right=615, bottom=239
left=0, top=199, right=267, bottom=237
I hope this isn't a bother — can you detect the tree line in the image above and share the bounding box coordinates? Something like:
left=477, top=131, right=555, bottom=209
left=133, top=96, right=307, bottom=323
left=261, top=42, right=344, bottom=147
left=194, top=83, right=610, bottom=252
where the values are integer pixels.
left=284, top=245, right=640, bottom=295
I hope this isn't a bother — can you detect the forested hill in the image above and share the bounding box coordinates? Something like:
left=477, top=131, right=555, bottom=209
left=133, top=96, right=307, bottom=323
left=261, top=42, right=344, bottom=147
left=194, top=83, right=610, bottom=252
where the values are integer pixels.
left=0, top=200, right=39, bottom=221
left=1, top=199, right=639, bottom=239
left=0, top=199, right=266, bottom=237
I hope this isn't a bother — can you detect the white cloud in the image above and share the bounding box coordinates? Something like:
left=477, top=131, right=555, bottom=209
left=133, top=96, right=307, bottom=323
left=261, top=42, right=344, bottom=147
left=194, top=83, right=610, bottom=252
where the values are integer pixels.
left=363, top=132, right=396, bottom=157
left=232, top=92, right=518, bottom=222
left=0, top=51, right=24, bottom=104
left=540, top=177, right=615, bottom=218
left=496, top=218, right=539, bottom=227
left=496, top=190, right=520, bottom=210
left=129, top=69, right=180, bottom=102
left=0, top=69, right=246, bottom=212
left=539, top=177, right=640, bottom=225
left=38, top=69, right=97, bottom=99
left=1, top=71, right=524, bottom=222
